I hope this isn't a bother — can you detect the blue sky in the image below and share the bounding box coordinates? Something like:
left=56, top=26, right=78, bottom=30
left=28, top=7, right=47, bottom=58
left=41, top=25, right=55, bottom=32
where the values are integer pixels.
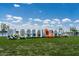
left=0, top=3, right=79, bottom=19
left=0, top=3, right=79, bottom=31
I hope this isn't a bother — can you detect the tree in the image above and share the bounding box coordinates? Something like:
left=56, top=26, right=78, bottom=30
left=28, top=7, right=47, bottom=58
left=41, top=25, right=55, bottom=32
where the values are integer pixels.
left=1, top=23, right=9, bottom=36
left=70, top=27, right=78, bottom=36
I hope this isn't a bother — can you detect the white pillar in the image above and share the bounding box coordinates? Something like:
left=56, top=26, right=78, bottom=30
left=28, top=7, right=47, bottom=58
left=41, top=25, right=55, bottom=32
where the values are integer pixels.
left=31, top=29, right=32, bottom=37
left=36, top=29, right=38, bottom=37
left=40, top=29, right=42, bottom=37
left=26, top=30, right=27, bottom=37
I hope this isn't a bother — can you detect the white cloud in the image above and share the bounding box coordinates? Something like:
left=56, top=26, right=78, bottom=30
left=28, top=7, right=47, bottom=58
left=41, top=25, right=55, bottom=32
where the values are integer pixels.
left=2, top=16, right=79, bottom=31
left=6, top=14, right=12, bottom=18
left=12, top=16, right=23, bottom=23
left=69, top=24, right=74, bottom=27
left=62, top=18, right=71, bottom=22
left=53, top=19, right=61, bottom=24
left=21, top=22, right=40, bottom=30
left=53, top=19, right=60, bottom=22
left=12, top=20, right=21, bottom=23
left=33, top=23, right=39, bottom=29
left=13, top=16, right=22, bottom=20
left=34, top=18, right=42, bottom=22
left=43, top=19, right=51, bottom=24
left=6, top=14, right=13, bottom=21
left=34, top=23, right=38, bottom=26
left=51, top=21, right=56, bottom=24
left=28, top=18, right=33, bottom=22
left=44, top=19, right=51, bottom=22
left=29, top=18, right=32, bottom=20
left=13, top=4, right=20, bottom=7
left=57, top=24, right=63, bottom=27
left=6, top=14, right=23, bottom=23
left=42, top=24, right=50, bottom=28
left=74, top=20, right=79, bottom=23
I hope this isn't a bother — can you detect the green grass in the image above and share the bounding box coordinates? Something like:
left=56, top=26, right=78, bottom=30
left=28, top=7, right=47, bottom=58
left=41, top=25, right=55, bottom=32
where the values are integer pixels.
left=0, top=36, right=79, bottom=56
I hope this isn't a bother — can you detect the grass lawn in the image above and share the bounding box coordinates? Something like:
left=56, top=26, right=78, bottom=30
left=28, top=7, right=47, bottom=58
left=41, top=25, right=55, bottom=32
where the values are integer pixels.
left=0, top=36, right=79, bottom=56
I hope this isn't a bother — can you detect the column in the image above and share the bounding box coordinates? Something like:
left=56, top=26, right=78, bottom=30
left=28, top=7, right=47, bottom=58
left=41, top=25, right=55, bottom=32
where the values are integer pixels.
left=31, top=29, right=32, bottom=37
left=40, top=29, right=42, bottom=37
left=36, top=29, right=38, bottom=37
